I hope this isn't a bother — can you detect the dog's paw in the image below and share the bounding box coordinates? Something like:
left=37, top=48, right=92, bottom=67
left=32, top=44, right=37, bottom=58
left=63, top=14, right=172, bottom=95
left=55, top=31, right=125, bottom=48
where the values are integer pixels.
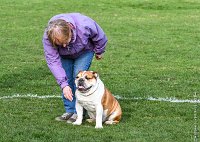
left=95, top=125, right=103, bottom=129
left=72, top=120, right=82, bottom=125
left=105, top=120, right=119, bottom=125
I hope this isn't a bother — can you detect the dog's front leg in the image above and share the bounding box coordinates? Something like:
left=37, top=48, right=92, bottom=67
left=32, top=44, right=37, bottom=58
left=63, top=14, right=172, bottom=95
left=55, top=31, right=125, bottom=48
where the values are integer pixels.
left=73, top=101, right=83, bottom=125
left=95, top=104, right=103, bottom=129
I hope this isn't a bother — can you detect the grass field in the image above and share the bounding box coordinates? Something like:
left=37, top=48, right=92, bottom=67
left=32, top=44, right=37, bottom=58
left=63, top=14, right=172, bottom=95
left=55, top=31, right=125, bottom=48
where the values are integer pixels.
left=0, top=0, right=200, bottom=141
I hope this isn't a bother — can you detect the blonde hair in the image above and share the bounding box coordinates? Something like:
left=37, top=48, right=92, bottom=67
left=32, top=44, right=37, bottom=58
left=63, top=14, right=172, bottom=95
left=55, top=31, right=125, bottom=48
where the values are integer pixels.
left=46, top=19, right=71, bottom=47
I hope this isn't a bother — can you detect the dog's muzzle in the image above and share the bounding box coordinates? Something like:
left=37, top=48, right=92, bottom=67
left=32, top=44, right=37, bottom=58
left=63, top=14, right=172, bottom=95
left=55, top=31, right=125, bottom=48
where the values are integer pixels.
left=77, top=79, right=92, bottom=92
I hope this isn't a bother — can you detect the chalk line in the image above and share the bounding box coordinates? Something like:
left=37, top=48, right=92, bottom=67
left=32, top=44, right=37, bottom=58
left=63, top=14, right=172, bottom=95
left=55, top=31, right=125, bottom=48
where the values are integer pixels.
left=0, top=94, right=199, bottom=104
left=0, top=94, right=61, bottom=99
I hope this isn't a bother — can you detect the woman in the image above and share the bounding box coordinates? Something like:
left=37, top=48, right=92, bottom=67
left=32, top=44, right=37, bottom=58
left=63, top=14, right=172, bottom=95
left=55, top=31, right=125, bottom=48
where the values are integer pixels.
left=42, top=13, right=107, bottom=123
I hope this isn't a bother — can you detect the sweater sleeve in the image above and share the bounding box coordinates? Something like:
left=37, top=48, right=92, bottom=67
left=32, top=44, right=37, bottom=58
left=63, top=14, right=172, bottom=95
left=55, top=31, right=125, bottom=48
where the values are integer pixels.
left=42, top=30, right=68, bottom=89
left=85, top=20, right=108, bottom=55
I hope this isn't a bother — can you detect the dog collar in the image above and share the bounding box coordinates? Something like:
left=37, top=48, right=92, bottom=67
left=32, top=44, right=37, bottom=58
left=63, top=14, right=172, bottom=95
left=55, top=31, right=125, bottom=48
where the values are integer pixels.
left=85, top=82, right=100, bottom=96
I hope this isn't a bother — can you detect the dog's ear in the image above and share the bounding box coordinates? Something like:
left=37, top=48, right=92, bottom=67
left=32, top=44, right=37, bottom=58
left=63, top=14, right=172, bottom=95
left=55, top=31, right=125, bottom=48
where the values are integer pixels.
left=92, top=71, right=99, bottom=78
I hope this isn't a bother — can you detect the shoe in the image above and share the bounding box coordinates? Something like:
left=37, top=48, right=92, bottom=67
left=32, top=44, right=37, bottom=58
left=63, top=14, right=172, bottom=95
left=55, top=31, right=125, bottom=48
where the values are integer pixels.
left=67, top=113, right=77, bottom=123
left=55, top=112, right=73, bottom=121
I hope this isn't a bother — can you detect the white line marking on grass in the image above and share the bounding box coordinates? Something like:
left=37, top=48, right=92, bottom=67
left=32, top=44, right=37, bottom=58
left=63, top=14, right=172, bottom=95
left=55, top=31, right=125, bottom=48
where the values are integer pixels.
left=115, top=95, right=200, bottom=103
left=0, top=94, right=61, bottom=99
left=0, top=94, right=200, bottom=104
left=193, top=93, right=198, bottom=142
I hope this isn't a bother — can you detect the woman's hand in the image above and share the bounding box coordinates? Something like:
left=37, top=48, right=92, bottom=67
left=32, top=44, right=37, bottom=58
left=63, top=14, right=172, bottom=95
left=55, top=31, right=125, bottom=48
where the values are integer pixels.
left=63, top=86, right=73, bottom=101
left=95, top=54, right=103, bottom=60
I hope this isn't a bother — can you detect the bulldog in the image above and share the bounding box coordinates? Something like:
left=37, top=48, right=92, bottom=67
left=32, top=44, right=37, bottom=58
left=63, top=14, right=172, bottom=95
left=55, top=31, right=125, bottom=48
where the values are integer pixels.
left=73, top=71, right=122, bottom=128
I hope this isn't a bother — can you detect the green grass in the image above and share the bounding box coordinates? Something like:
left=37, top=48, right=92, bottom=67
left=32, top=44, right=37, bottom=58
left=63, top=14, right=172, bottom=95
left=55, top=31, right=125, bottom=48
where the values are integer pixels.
left=0, top=0, right=199, bottom=141
left=0, top=98, right=196, bottom=142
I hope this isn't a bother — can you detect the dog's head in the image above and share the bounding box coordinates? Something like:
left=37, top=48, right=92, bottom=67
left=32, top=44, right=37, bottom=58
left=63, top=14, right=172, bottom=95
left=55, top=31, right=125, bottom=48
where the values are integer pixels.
left=75, top=71, right=99, bottom=93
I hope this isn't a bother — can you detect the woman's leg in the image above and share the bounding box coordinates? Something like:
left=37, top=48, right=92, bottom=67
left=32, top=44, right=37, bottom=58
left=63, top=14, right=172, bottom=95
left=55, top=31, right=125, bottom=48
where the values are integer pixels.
left=73, top=51, right=94, bottom=80
left=60, top=50, right=94, bottom=114
left=73, top=51, right=94, bottom=116
left=60, top=58, right=76, bottom=113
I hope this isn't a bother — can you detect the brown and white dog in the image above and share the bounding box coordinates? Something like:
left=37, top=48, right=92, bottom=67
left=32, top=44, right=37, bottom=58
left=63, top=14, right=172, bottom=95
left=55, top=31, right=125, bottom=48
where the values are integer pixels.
left=73, top=71, right=122, bottom=128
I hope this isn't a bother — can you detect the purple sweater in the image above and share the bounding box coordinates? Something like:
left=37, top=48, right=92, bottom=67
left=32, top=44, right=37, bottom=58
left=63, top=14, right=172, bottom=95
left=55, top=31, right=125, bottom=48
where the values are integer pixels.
left=42, top=13, right=108, bottom=89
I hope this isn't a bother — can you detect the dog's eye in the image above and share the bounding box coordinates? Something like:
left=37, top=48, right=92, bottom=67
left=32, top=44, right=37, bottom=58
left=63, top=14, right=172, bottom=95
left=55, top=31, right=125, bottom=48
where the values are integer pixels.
left=75, top=76, right=79, bottom=79
left=85, top=76, right=91, bottom=80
